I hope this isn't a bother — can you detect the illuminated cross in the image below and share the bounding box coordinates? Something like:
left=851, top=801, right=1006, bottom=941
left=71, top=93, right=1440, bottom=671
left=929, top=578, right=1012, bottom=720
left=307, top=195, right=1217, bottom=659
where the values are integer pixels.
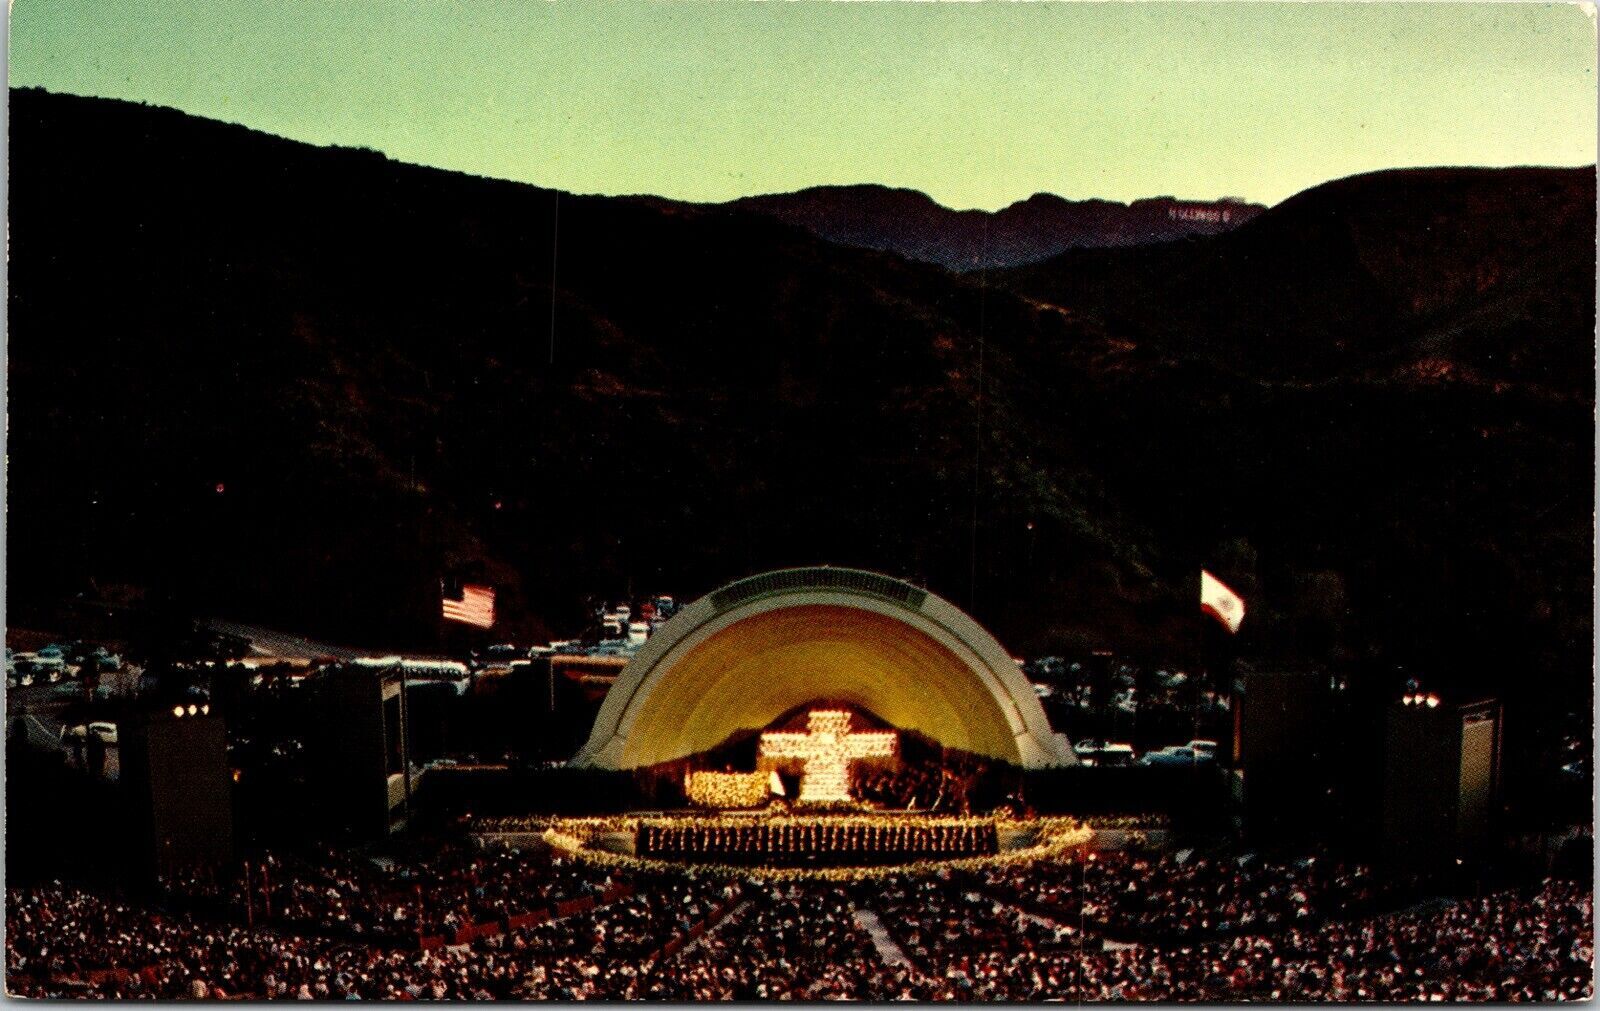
left=760, top=710, right=896, bottom=804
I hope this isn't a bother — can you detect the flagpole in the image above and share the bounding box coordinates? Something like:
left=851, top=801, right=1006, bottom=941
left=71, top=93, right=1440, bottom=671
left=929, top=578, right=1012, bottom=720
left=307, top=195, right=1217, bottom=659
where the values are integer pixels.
left=438, top=578, right=448, bottom=654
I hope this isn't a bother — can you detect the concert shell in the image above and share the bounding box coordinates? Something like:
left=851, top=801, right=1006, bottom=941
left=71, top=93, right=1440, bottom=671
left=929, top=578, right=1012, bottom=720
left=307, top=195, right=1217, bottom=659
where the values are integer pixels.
left=571, top=567, right=1075, bottom=770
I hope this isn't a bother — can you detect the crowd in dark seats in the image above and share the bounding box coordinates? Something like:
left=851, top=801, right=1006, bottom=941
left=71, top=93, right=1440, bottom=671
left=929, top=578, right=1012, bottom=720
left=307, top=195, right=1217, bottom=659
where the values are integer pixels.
left=881, top=878, right=1594, bottom=1002
left=7, top=863, right=734, bottom=1000
left=978, top=849, right=1389, bottom=940
left=869, top=870, right=1069, bottom=971
left=640, top=883, right=894, bottom=1000
left=490, top=872, right=736, bottom=999
left=6, top=885, right=522, bottom=999
left=158, top=845, right=609, bottom=942
left=554, top=872, right=731, bottom=961
left=6, top=843, right=1592, bottom=1002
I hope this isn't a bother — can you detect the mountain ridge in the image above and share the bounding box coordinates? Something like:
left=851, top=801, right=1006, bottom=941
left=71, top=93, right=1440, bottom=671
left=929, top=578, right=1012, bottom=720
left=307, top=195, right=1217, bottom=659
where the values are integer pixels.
left=6, top=88, right=1592, bottom=716
left=716, top=183, right=1266, bottom=270
left=996, top=164, right=1596, bottom=390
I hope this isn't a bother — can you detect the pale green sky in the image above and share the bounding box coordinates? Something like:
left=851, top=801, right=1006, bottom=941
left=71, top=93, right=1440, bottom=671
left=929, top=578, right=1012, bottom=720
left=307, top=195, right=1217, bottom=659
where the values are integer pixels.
left=9, top=1, right=1597, bottom=209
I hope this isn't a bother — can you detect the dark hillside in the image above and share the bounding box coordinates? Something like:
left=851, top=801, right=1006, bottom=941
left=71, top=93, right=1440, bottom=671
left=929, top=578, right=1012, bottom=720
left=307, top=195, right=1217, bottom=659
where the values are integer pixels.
left=998, top=166, right=1595, bottom=390
left=7, top=90, right=1593, bottom=723
left=6, top=88, right=1153, bottom=651
left=993, top=164, right=1594, bottom=706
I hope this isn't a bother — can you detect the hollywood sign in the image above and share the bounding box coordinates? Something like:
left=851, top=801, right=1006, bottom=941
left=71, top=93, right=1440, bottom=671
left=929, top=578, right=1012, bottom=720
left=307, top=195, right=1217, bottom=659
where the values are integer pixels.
left=1168, top=205, right=1233, bottom=224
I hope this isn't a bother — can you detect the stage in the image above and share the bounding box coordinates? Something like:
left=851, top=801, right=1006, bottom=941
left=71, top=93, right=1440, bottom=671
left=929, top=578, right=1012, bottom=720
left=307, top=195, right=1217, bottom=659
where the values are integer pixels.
left=468, top=810, right=1123, bottom=878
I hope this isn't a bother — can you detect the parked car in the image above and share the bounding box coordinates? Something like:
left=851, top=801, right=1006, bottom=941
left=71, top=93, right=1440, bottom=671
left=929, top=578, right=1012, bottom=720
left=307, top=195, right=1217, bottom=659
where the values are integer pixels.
left=31, top=648, right=67, bottom=677
left=61, top=721, right=118, bottom=745
left=88, top=648, right=122, bottom=672
left=1139, top=745, right=1216, bottom=767
left=1074, top=742, right=1136, bottom=767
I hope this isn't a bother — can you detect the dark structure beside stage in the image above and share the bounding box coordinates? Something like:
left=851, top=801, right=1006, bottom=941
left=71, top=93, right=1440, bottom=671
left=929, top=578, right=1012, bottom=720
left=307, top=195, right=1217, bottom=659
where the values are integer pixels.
left=1229, top=668, right=1332, bottom=840
left=637, top=817, right=998, bottom=865
left=1383, top=696, right=1502, bottom=864
left=121, top=710, right=234, bottom=878
left=310, top=665, right=415, bottom=837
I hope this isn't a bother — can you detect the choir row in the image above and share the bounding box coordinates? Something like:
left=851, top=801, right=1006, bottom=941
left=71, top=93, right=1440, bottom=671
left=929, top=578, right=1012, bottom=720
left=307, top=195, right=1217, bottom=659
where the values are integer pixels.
left=638, top=821, right=998, bottom=859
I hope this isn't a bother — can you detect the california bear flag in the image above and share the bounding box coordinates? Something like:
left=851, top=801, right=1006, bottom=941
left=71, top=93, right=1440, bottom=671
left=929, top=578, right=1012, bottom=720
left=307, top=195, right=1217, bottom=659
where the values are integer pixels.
left=1200, top=570, right=1246, bottom=633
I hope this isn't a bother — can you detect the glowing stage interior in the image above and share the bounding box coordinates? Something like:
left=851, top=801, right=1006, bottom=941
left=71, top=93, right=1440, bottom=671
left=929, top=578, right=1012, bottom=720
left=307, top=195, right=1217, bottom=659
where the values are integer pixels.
left=573, top=567, right=1073, bottom=773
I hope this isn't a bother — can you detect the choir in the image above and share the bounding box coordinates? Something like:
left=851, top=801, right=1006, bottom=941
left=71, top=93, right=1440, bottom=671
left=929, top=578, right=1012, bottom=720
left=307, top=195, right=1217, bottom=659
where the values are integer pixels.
left=638, top=819, right=998, bottom=863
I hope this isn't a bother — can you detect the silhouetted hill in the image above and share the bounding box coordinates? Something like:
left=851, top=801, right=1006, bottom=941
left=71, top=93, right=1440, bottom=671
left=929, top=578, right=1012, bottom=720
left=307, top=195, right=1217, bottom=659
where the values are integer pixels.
left=6, top=88, right=1162, bottom=653
left=990, top=163, right=1594, bottom=709
left=717, top=185, right=1265, bottom=271
left=998, top=166, right=1596, bottom=391
left=7, top=89, right=1593, bottom=726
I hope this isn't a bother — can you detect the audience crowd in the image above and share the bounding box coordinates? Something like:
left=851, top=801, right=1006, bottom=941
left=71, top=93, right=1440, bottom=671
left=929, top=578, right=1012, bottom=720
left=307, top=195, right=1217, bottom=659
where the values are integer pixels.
left=869, top=878, right=1593, bottom=1002
left=642, top=884, right=907, bottom=1000
left=158, top=844, right=611, bottom=942
left=7, top=841, right=1591, bottom=1001
left=979, top=848, right=1391, bottom=941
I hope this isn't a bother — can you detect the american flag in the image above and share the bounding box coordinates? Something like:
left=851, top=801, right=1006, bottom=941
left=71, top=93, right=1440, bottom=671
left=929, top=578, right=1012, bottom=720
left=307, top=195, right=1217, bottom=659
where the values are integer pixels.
left=442, top=583, right=496, bottom=629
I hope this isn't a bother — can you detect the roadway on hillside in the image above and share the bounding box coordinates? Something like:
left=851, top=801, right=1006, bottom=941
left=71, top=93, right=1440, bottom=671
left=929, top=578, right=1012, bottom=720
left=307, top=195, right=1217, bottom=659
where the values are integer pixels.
left=202, top=620, right=368, bottom=662
left=7, top=681, right=120, bottom=781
